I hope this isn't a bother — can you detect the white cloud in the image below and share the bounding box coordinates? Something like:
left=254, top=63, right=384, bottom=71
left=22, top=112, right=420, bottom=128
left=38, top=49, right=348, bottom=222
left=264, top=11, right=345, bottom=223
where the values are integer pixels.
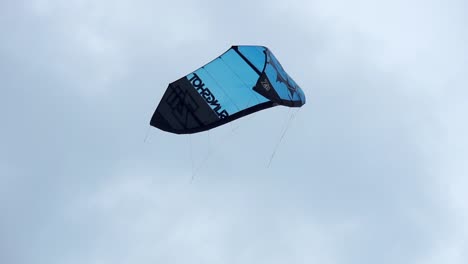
left=1, top=0, right=467, bottom=264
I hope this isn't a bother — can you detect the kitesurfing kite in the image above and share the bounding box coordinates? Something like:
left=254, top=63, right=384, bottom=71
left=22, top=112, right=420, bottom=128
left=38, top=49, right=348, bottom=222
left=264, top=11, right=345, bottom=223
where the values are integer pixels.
left=150, top=45, right=306, bottom=134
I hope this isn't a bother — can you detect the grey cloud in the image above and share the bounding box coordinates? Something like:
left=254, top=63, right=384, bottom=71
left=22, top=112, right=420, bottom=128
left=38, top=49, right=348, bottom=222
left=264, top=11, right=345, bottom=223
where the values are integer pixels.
left=1, top=0, right=467, bottom=264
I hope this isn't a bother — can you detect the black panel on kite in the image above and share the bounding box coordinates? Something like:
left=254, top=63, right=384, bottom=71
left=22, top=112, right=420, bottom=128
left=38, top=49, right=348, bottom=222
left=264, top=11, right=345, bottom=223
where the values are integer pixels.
left=150, top=45, right=306, bottom=134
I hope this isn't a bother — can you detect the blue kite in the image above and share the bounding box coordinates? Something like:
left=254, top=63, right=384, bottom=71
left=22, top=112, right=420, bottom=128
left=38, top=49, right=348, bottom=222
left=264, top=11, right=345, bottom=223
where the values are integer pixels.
left=150, top=45, right=306, bottom=134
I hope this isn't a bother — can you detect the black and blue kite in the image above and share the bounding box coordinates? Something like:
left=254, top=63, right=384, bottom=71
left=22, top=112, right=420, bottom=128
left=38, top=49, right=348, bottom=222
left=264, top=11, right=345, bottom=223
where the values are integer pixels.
left=150, top=45, right=306, bottom=134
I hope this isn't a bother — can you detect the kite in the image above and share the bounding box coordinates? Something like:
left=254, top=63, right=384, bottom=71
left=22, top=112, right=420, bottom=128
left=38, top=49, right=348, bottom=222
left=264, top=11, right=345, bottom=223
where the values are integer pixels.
left=150, top=45, right=306, bottom=134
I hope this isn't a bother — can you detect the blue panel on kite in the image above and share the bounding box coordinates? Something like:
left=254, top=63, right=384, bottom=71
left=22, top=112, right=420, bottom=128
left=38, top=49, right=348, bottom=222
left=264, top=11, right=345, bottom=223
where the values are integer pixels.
left=150, top=45, right=306, bottom=134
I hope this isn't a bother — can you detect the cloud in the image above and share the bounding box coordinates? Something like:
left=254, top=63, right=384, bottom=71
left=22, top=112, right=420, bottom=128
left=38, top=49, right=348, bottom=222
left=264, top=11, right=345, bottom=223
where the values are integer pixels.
left=1, top=0, right=467, bottom=264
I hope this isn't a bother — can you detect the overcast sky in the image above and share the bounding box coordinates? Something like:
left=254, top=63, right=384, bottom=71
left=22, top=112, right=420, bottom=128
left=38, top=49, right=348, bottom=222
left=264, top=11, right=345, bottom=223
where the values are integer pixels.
left=1, top=0, right=467, bottom=263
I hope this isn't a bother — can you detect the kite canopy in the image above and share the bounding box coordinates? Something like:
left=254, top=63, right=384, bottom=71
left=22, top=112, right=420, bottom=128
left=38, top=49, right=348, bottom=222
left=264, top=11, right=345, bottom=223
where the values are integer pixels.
left=150, top=45, right=306, bottom=134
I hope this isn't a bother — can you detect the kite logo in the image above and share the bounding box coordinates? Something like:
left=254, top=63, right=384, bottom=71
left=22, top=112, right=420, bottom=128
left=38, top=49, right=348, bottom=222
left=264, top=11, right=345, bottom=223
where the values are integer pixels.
left=266, top=50, right=298, bottom=98
left=261, top=78, right=271, bottom=91
left=166, top=84, right=201, bottom=127
left=189, top=73, right=229, bottom=119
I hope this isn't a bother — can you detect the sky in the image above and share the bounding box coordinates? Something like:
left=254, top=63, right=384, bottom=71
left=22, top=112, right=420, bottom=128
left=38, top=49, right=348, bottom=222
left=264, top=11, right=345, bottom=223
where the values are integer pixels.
left=1, top=0, right=467, bottom=263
